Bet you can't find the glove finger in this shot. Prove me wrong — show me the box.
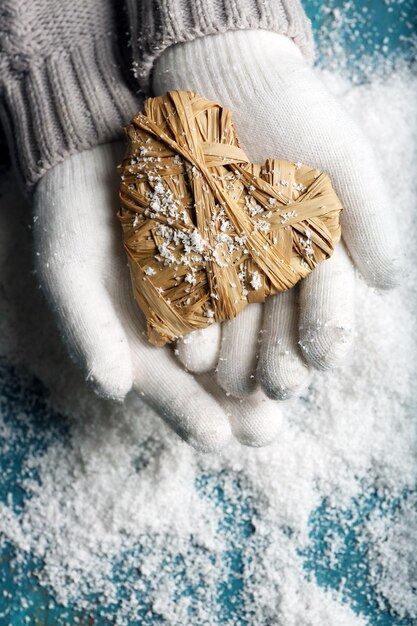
[118,284,232,453]
[134,346,232,453]
[216,303,263,398]
[33,145,133,401]
[199,373,283,447]
[320,124,400,290]
[298,244,355,370]
[33,257,133,400]
[267,68,400,289]
[175,324,221,373]
[258,289,311,401]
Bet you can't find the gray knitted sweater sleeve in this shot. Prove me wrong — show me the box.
[0,0,141,189]
[128,0,314,93]
[0,0,313,190]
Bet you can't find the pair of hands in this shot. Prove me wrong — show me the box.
[32,32,399,451]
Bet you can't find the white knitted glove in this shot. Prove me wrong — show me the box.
[33,142,283,451]
[153,30,400,399]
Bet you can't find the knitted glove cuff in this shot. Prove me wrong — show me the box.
[128,0,314,92]
[0,36,139,190]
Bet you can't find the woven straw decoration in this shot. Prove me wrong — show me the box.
[118,91,343,347]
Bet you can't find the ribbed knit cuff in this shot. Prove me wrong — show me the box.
[0,37,140,190]
[128,0,314,92]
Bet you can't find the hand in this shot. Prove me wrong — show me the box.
[33,142,284,451]
[153,30,400,399]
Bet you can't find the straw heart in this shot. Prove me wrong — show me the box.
[118,91,343,347]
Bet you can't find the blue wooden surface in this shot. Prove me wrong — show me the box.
[1,1,416,624]
[305,0,416,80]
[1,362,416,626]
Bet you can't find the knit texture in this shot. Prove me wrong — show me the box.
[0,0,313,189]
[34,142,284,449]
[0,0,140,189]
[128,0,314,92]
[151,29,400,398]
